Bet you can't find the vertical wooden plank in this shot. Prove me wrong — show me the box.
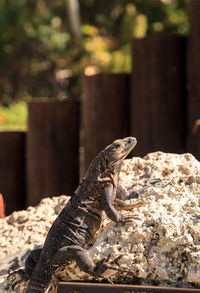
[130,35,186,157]
[26,99,79,207]
[0,131,26,215]
[187,0,200,160]
[81,73,130,170]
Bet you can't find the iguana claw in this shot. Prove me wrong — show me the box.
[7,269,28,290]
[94,254,133,279]
[118,215,141,224]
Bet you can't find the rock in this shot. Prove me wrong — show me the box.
[89,152,200,287]
[0,196,69,292]
[1,152,200,291]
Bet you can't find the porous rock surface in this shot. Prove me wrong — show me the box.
[0,196,69,292]
[1,152,200,291]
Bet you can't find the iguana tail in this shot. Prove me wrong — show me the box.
[26,257,55,293]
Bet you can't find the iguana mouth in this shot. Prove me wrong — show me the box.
[122,137,137,156]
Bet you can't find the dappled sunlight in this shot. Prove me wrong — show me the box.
[84,65,100,76]
[0,0,189,107]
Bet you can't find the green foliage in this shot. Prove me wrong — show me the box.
[0,0,189,106]
[78,0,189,75]
[0,101,27,130]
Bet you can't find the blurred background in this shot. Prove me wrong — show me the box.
[0,0,189,115]
[1,0,200,216]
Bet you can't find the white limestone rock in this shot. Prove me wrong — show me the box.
[1,152,200,291]
[0,196,69,292]
[58,152,200,289]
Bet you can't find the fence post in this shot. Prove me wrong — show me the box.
[187,0,200,160]
[81,73,130,170]
[0,131,26,215]
[130,35,186,157]
[26,99,79,207]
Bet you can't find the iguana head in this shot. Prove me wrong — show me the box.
[102,136,137,168]
[87,137,137,177]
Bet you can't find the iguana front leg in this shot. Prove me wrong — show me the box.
[114,198,145,211]
[101,183,135,223]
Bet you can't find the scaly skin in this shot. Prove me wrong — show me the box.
[11,137,138,292]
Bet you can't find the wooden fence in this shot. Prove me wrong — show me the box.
[26,100,80,207]
[187,0,200,159]
[0,132,26,215]
[0,0,200,215]
[81,73,130,169]
[130,35,186,157]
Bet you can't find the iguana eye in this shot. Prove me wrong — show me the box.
[114,143,121,148]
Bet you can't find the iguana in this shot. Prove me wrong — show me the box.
[10,137,142,292]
